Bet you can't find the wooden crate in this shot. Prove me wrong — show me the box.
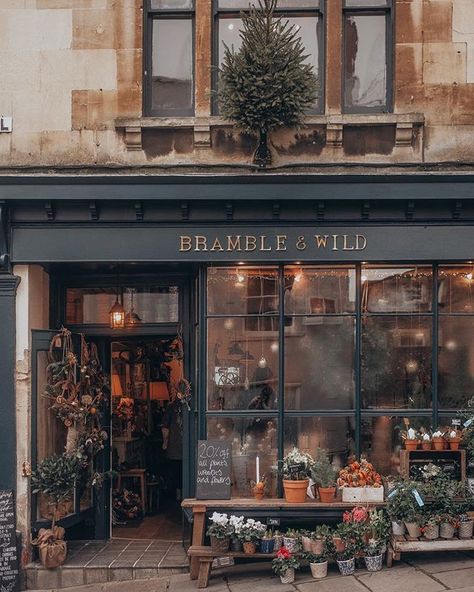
[387,533,474,567]
[399,449,466,481]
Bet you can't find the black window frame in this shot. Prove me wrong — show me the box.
[144,0,196,117]
[342,0,393,114]
[212,0,326,115]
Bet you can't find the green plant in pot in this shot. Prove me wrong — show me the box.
[335,542,356,576]
[31,453,80,568]
[281,448,314,503]
[229,514,245,551]
[311,448,338,503]
[260,530,276,554]
[386,480,420,536]
[363,538,386,572]
[207,512,231,552]
[238,518,266,554]
[282,528,300,553]
[303,550,328,579]
[272,547,300,584]
[310,524,331,555]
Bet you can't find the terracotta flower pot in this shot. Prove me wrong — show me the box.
[432,437,445,451]
[279,568,295,584]
[333,536,346,553]
[405,522,421,538]
[253,490,265,500]
[210,536,230,553]
[449,437,461,450]
[392,521,406,536]
[310,560,328,579]
[243,541,257,554]
[421,440,432,450]
[318,486,336,503]
[309,538,325,555]
[404,439,419,451]
[283,479,309,503]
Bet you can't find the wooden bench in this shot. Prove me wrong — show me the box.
[387,534,474,567]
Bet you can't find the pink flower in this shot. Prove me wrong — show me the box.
[277,547,291,559]
[352,507,368,523]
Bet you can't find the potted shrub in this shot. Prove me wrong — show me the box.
[386,481,420,536]
[206,512,231,552]
[366,508,390,543]
[420,430,432,451]
[283,528,300,553]
[282,448,313,503]
[310,525,331,555]
[272,547,300,584]
[421,512,440,540]
[459,513,474,539]
[229,514,245,551]
[448,428,462,450]
[260,530,276,554]
[432,429,446,451]
[439,513,459,539]
[303,551,328,579]
[238,518,266,554]
[363,539,386,572]
[30,453,80,568]
[332,522,349,553]
[311,448,338,502]
[335,544,356,576]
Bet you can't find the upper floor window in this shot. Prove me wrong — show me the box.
[214,0,324,114]
[145,0,194,116]
[343,0,392,113]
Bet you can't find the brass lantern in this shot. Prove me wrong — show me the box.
[109,294,125,329]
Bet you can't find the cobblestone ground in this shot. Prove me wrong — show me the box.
[28,551,474,592]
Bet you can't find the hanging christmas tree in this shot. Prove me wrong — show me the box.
[217,0,318,167]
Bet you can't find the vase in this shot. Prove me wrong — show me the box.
[273,535,283,551]
[230,538,243,552]
[449,438,461,450]
[210,536,230,553]
[405,522,421,538]
[364,554,383,572]
[333,536,346,553]
[310,560,328,579]
[459,520,474,539]
[260,538,275,554]
[243,541,257,554]
[279,568,295,584]
[337,557,355,576]
[318,486,336,503]
[301,536,312,552]
[283,479,309,503]
[421,441,432,450]
[432,437,445,451]
[404,439,419,451]
[309,538,325,555]
[391,521,406,536]
[440,522,455,539]
[423,524,439,540]
[283,536,298,553]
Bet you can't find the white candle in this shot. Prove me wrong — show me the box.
[256,455,260,484]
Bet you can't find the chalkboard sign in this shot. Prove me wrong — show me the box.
[196,440,232,500]
[0,490,19,592]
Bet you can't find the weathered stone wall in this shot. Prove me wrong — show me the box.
[0,0,473,167]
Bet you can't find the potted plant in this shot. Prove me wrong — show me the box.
[283,528,300,553]
[448,428,462,450]
[310,525,331,555]
[335,544,356,576]
[299,528,312,552]
[273,530,283,551]
[401,425,420,450]
[363,539,386,572]
[459,513,474,539]
[366,508,390,542]
[206,512,231,552]
[432,429,446,451]
[238,518,266,554]
[30,453,80,568]
[420,430,432,451]
[282,448,313,503]
[303,551,328,579]
[251,476,266,500]
[311,448,338,502]
[272,547,300,584]
[260,530,276,554]
[229,514,245,551]
[332,522,349,553]
[386,481,419,536]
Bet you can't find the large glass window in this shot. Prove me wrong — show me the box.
[343,0,392,112]
[145,1,194,116]
[214,0,323,113]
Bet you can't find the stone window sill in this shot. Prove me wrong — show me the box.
[115,113,425,151]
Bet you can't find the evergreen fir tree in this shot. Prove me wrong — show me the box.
[217,0,319,167]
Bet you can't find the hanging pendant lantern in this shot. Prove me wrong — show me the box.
[110,295,125,329]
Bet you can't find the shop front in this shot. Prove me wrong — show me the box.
[2,174,474,561]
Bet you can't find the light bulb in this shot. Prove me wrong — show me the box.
[258,356,267,369]
[224,318,234,330]
[466,273,473,281]
[406,359,418,373]
[270,342,279,353]
[445,339,457,351]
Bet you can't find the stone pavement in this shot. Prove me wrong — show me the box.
[27,551,474,592]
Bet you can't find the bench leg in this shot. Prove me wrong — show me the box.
[197,558,213,589]
[190,507,206,580]
[386,546,393,568]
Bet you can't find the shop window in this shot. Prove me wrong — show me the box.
[207,416,278,497]
[343,0,392,113]
[214,0,323,113]
[66,286,179,325]
[438,265,474,313]
[145,1,194,116]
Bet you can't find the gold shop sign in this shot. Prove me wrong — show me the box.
[179,233,367,253]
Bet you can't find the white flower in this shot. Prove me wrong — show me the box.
[423,433,431,441]
[433,430,444,437]
[210,512,229,526]
[407,428,417,439]
[450,430,457,438]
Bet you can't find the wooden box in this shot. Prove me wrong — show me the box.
[341,487,384,503]
[399,449,466,481]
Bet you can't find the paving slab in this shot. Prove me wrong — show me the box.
[356,566,446,592]
[405,551,474,574]
[297,575,367,592]
[435,567,474,590]
[168,573,229,592]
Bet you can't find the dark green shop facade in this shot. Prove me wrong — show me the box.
[2,173,474,540]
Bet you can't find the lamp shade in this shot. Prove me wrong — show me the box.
[109,296,125,328]
[150,381,170,401]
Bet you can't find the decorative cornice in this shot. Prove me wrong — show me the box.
[0,274,20,296]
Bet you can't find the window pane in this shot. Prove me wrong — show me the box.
[361,416,431,476]
[344,14,386,109]
[345,0,387,6]
[285,266,356,314]
[152,19,193,114]
[218,0,319,7]
[207,317,279,410]
[66,287,179,324]
[439,266,474,313]
[284,416,355,467]
[207,267,279,316]
[361,316,432,409]
[285,316,355,409]
[151,0,193,7]
[362,266,432,313]
[439,317,474,409]
[207,416,278,497]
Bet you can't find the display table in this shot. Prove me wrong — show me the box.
[388,533,474,566]
[182,497,386,585]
